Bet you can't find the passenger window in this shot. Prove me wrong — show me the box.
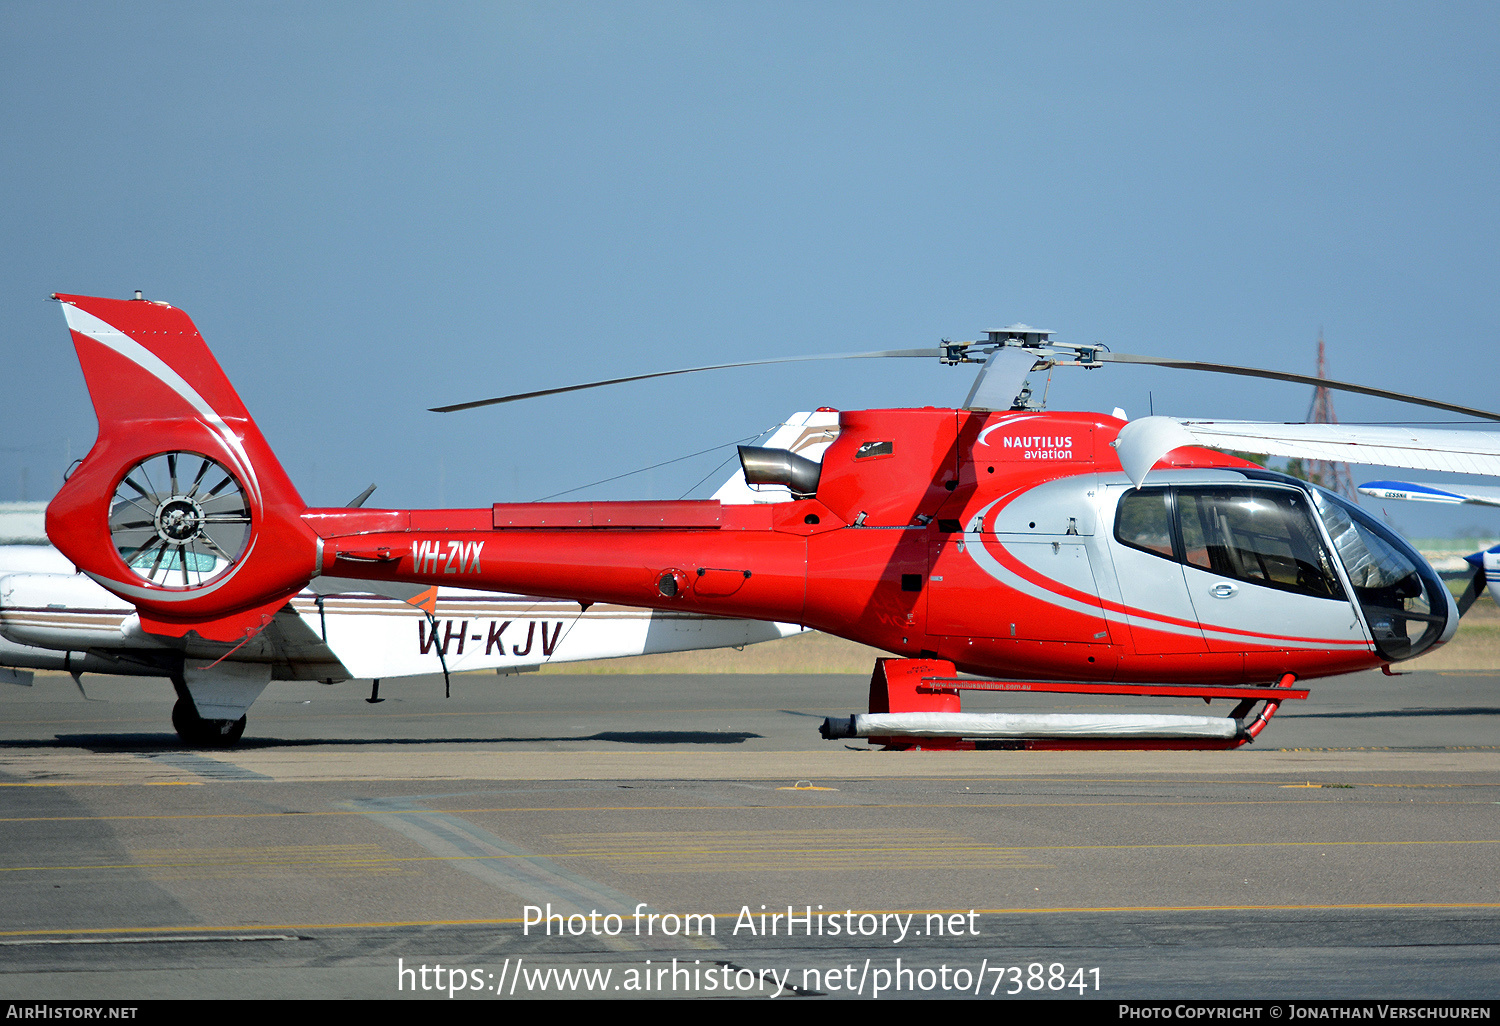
[1176,489,1344,600]
[1115,490,1175,559]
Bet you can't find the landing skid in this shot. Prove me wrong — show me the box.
[820,658,1303,751]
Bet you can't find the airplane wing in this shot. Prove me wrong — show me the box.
[1113,418,1500,488]
[1356,480,1500,508]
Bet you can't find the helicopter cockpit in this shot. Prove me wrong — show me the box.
[1111,471,1456,662]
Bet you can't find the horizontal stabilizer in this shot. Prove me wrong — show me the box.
[138,593,296,643]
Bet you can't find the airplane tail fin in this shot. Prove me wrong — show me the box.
[46,293,319,641]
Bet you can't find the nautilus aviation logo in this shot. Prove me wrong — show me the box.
[976,419,1084,461]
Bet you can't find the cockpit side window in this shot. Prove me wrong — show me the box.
[1176,489,1344,600]
[1115,489,1176,559]
[1113,485,1345,601]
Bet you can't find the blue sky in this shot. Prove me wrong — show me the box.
[4,2,1498,539]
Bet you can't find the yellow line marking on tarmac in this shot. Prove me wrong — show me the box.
[779,777,1500,789]
[3,771,1493,791]
[0,782,201,787]
[0,856,474,873]
[0,919,525,938]
[858,775,1500,785]
[1273,746,1500,753]
[0,798,1490,824]
[4,837,1498,874]
[0,798,1491,824]
[7,902,1500,940]
[540,837,1500,859]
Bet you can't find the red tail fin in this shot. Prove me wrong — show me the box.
[46,293,318,641]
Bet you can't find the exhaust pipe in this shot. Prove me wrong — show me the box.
[737,446,821,499]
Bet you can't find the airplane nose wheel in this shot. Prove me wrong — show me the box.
[171,697,247,748]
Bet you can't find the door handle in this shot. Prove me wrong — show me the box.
[1209,582,1238,599]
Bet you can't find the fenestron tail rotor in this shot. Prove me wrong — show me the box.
[108,452,252,588]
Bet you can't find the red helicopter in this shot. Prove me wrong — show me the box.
[43,292,1500,748]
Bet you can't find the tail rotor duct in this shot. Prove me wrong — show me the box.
[109,452,252,589]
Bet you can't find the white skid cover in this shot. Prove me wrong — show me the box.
[852,711,1241,740]
[1115,418,1500,487]
[712,411,841,504]
[295,587,801,679]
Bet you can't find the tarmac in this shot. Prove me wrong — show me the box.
[0,666,1497,1000]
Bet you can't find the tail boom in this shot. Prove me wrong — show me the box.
[305,501,816,626]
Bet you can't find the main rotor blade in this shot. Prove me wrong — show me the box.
[1100,352,1500,423]
[430,349,942,413]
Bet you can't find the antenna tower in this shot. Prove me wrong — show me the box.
[1305,331,1358,501]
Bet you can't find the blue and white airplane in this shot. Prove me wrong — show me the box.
[1356,479,1500,613]
[1357,480,1500,509]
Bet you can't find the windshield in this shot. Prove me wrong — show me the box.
[1311,489,1451,660]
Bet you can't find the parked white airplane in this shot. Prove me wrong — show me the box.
[0,414,839,745]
